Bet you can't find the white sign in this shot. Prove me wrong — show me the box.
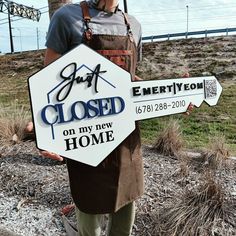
[28,44,222,166]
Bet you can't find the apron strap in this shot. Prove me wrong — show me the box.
[80,1,134,41]
[122,12,134,42]
[80,1,93,40]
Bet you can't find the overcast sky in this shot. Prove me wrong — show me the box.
[0,0,236,53]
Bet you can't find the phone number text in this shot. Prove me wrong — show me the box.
[135,100,186,114]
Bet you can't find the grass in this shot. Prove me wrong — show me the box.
[0,75,30,107]
[0,102,31,145]
[156,178,235,236]
[152,119,184,156]
[200,136,231,172]
[153,136,234,236]
[0,74,236,155]
[0,54,235,155]
[140,81,236,155]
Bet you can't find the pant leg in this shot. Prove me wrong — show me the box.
[75,207,103,236]
[107,202,136,236]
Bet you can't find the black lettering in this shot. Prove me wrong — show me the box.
[57,63,106,102]
[176,83,183,91]
[166,85,173,92]
[159,86,166,93]
[106,122,113,129]
[143,87,151,95]
[173,83,177,94]
[63,129,75,136]
[132,86,141,96]
[79,127,88,133]
[152,86,159,94]
[79,135,90,147]
[86,64,106,93]
[190,83,197,90]
[96,124,102,130]
[197,83,203,89]
[184,84,190,90]
[91,132,105,145]
[106,130,114,142]
[65,137,78,151]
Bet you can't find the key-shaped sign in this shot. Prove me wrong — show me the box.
[28,44,222,166]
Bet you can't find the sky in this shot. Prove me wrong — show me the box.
[0,0,236,53]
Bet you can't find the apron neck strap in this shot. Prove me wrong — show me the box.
[80,1,134,41]
[80,1,93,40]
[122,12,134,42]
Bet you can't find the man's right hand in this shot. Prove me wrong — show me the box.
[40,150,64,162]
[26,122,64,161]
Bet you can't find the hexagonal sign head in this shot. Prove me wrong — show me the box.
[28,44,135,167]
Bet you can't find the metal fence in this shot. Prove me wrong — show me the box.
[142,27,236,42]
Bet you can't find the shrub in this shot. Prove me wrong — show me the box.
[200,136,230,171]
[153,119,184,156]
[155,178,235,236]
[0,103,31,145]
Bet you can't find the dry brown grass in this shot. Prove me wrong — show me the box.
[0,103,31,145]
[152,135,234,236]
[200,136,231,171]
[178,153,191,179]
[153,119,184,156]
[155,178,235,236]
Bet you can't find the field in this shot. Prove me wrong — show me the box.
[0,36,236,154]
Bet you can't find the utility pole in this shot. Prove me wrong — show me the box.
[36,27,39,50]
[123,0,128,13]
[186,5,189,38]
[16,28,22,52]
[7,6,14,53]
[0,0,41,53]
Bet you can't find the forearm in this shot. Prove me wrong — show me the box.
[44,48,62,66]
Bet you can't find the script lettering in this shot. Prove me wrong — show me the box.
[56,63,107,102]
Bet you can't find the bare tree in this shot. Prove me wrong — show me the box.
[48,0,72,19]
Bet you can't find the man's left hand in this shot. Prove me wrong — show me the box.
[183,72,195,116]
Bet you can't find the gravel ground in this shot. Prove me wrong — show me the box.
[0,142,235,236]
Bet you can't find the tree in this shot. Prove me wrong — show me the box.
[48,0,72,19]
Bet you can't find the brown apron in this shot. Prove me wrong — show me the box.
[66,1,144,214]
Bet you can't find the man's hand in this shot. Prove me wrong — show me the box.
[25,121,64,161]
[185,102,195,116]
[40,151,64,161]
[25,121,34,133]
[183,72,195,116]
[134,75,142,81]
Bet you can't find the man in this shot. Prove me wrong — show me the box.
[40,0,144,235]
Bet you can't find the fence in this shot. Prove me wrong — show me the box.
[142,27,236,42]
